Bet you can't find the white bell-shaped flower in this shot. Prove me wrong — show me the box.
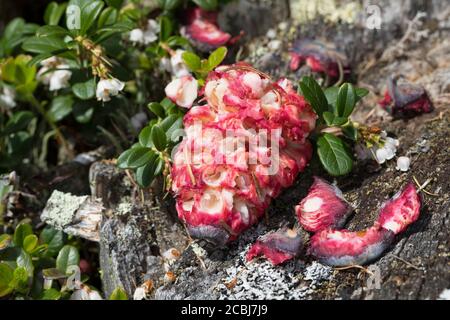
[96,78,125,102]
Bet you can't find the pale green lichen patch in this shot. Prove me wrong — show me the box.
[41,190,89,229]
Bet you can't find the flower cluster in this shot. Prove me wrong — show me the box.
[355,130,400,164]
[171,63,316,243]
[129,19,160,45]
[37,57,72,92]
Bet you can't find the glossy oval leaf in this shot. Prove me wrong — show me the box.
[56,245,80,274]
[127,147,155,168]
[150,125,167,151]
[23,234,38,253]
[72,79,96,100]
[13,223,33,248]
[208,46,227,70]
[317,133,353,176]
[336,83,356,118]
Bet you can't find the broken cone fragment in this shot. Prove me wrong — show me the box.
[246,228,303,265]
[309,225,395,266]
[295,177,353,232]
[376,183,421,235]
[309,183,421,266]
[181,8,232,51]
[289,39,350,80]
[379,78,433,119]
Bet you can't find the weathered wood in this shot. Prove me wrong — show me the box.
[40,191,103,242]
[89,161,188,298]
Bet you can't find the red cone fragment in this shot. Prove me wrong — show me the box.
[295,177,353,232]
[181,8,232,51]
[246,228,303,265]
[310,183,421,266]
[309,225,394,266]
[379,78,433,118]
[289,39,350,79]
[376,183,421,235]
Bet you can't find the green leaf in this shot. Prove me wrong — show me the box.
[317,133,353,176]
[22,36,68,54]
[11,267,28,291]
[135,156,162,188]
[13,223,33,248]
[332,117,348,126]
[56,245,80,275]
[182,51,201,71]
[23,235,38,253]
[342,125,358,141]
[48,95,74,122]
[160,97,176,111]
[42,268,67,280]
[73,100,94,123]
[151,125,167,151]
[36,25,70,38]
[105,0,124,9]
[157,0,182,11]
[3,18,25,40]
[40,226,65,257]
[0,234,12,251]
[80,1,105,35]
[161,115,183,142]
[208,46,227,70]
[159,16,173,42]
[166,36,190,48]
[17,249,34,277]
[192,0,218,11]
[324,86,339,108]
[98,7,118,28]
[148,102,165,118]
[127,147,155,168]
[0,263,14,298]
[41,288,62,300]
[27,53,55,67]
[138,125,153,148]
[3,111,34,136]
[336,83,356,118]
[117,149,133,169]
[44,2,68,26]
[72,79,96,100]
[355,87,369,102]
[109,287,128,300]
[323,111,335,126]
[299,76,328,118]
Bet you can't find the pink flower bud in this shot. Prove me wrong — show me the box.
[165,75,198,109]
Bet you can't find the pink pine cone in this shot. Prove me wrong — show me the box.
[171,63,316,243]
